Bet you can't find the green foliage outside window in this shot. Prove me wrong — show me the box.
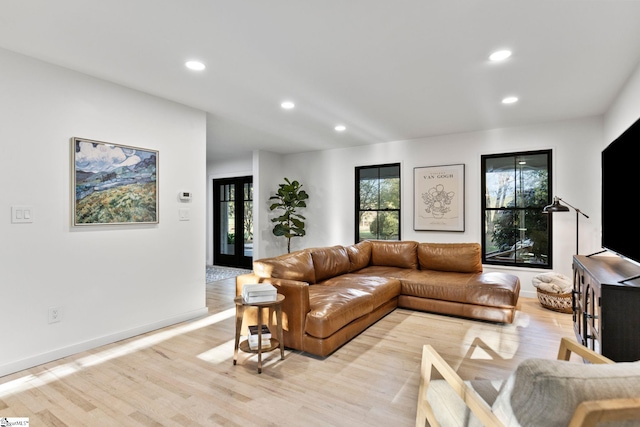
[369,212,400,240]
[356,164,400,242]
[482,151,551,268]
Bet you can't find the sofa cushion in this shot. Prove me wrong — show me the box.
[253,250,316,283]
[310,246,351,282]
[466,272,520,308]
[352,265,415,279]
[418,243,482,273]
[306,286,373,339]
[319,274,401,310]
[345,241,372,272]
[370,240,419,269]
[400,270,519,308]
[492,358,640,427]
[400,270,472,304]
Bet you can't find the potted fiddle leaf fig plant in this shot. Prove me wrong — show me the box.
[269,178,309,253]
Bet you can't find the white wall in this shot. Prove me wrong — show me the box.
[605,59,640,142]
[0,48,207,376]
[254,150,285,259]
[260,117,604,297]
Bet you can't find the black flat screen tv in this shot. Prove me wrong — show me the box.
[602,115,640,264]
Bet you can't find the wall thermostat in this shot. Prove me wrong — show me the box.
[179,191,192,201]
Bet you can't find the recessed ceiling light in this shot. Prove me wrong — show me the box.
[334,125,346,132]
[281,101,295,110]
[489,50,512,61]
[185,61,205,71]
[502,96,519,104]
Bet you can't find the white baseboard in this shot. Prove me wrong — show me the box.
[0,307,209,378]
[520,290,536,299]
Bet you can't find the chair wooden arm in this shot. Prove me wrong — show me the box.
[555,338,640,425]
[557,337,614,364]
[416,338,639,427]
[416,344,504,427]
[568,397,640,427]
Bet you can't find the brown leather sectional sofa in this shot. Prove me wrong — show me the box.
[236,240,520,357]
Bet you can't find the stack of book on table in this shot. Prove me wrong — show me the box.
[247,324,271,350]
[242,283,277,303]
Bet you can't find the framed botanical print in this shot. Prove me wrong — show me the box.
[414,164,464,231]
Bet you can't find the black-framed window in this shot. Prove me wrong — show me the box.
[481,150,552,268]
[355,163,401,242]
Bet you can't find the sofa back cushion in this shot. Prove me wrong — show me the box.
[345,241,372,272]
[253,250,316,283]
[492,358,640,427]
[418,243,482,273]
[310,246,351,282]
[370,240,419,269]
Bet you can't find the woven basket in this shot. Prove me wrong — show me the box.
[536,288,572,313]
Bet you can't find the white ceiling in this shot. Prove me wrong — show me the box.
[2,1,640,162]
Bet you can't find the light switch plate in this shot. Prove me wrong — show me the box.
[179,208,190,221]
[12,205,34,223]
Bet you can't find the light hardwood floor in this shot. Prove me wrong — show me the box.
[0,278,574,426]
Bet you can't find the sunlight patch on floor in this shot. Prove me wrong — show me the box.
[0,308,235,398]
[79,308,235,368]
[197,339,235,363]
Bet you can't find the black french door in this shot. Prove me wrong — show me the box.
[213,176,253,269]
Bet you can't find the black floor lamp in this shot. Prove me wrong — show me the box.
[543,197,589,255]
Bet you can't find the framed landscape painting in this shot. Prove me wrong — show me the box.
[72,137,159,226]
[414,164,464,231]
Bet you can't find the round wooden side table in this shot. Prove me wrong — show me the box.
[233,293,285,373]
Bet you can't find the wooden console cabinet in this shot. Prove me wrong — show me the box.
[573,254,640,362]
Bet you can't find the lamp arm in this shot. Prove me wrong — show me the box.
[557,198,589,218]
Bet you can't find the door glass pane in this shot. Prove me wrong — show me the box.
[219,184,235,256]
[243,182,253,258]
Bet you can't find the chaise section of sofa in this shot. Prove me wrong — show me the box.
[399,243,519,324]
[236,240,520,357]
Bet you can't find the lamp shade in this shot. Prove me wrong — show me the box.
[543,197,570,213]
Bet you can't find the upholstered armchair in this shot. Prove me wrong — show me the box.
[416,337,640,427]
